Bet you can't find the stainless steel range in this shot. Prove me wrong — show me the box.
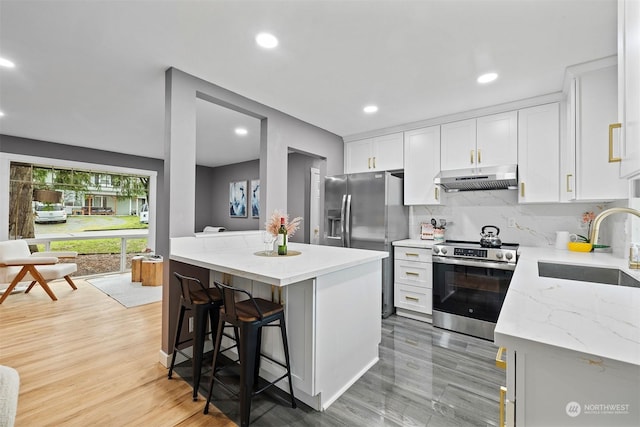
[432,240,518,340]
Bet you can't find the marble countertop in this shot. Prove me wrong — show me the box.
[495,246,640,366]
[171,233,387,287]
[392,239,435,248]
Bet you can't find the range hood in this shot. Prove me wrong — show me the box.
[434,165,518,192]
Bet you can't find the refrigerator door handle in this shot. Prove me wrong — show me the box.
[340,194,347,247]
[345,194,352,248]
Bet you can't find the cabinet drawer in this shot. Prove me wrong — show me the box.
[394,260,432,288]
[394,246,432,262]
[394,283,432,314]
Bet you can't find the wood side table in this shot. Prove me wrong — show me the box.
[141,258,163,286]
[131,256,144,282]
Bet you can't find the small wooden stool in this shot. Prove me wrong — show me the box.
[141,257,163,286]
[131,256,144,282]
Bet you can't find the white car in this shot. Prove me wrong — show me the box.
[34,203,67,224]
[139,204,149,224]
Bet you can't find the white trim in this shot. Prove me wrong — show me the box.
[342,92,564,142]
[0,153,157,249]
[0,153,158,177]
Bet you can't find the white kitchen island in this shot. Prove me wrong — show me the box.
[495,247,640,427]
[170,231,387,411]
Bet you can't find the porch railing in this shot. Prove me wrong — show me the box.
[24,230,148,276]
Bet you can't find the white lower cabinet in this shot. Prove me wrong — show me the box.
[500,345,639,427]
[394,245,432,322]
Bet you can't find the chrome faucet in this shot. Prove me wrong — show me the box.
[589,207,640,248]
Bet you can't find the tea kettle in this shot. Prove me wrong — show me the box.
[480,225,502,248]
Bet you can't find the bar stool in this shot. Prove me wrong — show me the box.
[203,281,296,427]
[168,272,223,401]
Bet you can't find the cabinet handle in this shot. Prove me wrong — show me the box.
[477,149,482,164]
[520,182,525,197]
[368,157,371,169]
[435,187,439,200]
[405,296,419,302]
[499,386,507,427]
[373,156,376,168]
[405,253,419,257]
[470,150,475,164]
[405,271,420,276]
[495,346,507,369]
[609,123,622,163]
[566,174,573,193]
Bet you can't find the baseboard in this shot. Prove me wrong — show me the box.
[158,340,215,368]
[396,308,433,323]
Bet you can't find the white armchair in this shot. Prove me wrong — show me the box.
[0,240,78,304]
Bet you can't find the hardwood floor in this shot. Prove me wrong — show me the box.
[0,279,234,427]
[1,278,505,426]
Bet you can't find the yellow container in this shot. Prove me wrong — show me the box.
[568,242,593,252]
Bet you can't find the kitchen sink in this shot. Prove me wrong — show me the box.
[538,262,640,288]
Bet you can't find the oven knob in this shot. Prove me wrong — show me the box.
[440,248,448,255]
[495,252,503,259]
[433,247,439,255]
[505,252,513,260]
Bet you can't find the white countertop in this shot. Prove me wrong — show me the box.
[392,239,434,248]
[495,246,640,366]
[171,233,387,286]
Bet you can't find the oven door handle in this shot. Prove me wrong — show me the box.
[432,255,516,271]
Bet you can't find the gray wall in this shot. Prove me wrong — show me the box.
[165,68,344,355]
[204,159,260,231]
[194,165,215,232]
[287,152,325,243]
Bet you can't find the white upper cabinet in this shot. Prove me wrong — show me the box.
[563,59,628,201]
[440,118,476,171]
[618,0,640,178]
[518,103,560,203]
[476,111,518,168]
[441,111,517,172]
[344,132,403,174]
[404,126,442,205]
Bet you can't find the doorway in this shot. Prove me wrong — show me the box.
[287,150,326,244]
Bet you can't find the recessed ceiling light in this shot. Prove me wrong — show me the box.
[256,33,278,49]
[0,111,4,117]
[477,72,498,84]
[235,127,248,136]
[363,105,378,114]
[0,57,15,68]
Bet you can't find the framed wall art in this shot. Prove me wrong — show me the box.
[250,179,260,218]
[229,180,247,217]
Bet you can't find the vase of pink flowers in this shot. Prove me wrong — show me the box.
[264,210,303,254]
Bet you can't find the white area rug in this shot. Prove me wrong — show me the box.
[87,273,162,308]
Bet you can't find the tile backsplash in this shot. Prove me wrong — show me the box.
[410,190,627,256]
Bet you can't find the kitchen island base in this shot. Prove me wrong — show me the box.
[170,233,386,412]
[212,261,382,411]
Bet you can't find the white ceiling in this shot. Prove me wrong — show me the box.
[0,0,618,168]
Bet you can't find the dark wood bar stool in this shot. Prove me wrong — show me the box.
[203,281,296,427]
[168,272,223,401]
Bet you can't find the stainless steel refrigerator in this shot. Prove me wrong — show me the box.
[323,171,409,317]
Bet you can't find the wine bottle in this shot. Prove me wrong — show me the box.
[277,217,288,255]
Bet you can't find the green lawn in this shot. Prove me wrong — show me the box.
[35,215,148,254]
[39,238,148,254]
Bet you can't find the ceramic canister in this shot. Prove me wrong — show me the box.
[555,231,571,250]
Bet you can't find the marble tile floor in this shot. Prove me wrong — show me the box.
[174,314,505,426]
